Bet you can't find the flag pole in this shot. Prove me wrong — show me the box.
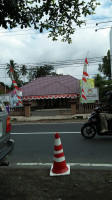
[81,57,89,103]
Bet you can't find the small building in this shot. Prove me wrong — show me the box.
[0,83,11,94]
[21,75,80,109]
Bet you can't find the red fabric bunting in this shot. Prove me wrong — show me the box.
[85,58,88,64]
[82,77,87,82]
[22,94,77,100]
[83,71,89,77]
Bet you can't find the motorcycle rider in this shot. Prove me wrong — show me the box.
[99,91,112,134]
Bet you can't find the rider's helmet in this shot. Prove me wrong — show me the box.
[106,91,112,102]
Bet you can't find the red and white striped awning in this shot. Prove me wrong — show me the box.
[22,94,78,100]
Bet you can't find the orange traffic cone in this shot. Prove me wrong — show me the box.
[50,133,70,176]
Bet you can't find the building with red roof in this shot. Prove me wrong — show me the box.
[12,75,80,109]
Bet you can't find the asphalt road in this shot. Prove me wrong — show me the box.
[9,122,112,169]
[1,122,112,200]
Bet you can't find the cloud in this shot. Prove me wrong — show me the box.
[0,0,112,85]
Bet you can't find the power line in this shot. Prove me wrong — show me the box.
[0,55,111,70]
[0,19,111,37]
[96,20,112,26]
[95,26,111,32]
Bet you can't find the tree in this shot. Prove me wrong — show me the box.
[27,67,35,82]
[31,65,54,79]
[27,65,55,81]
[20,65,28,83]
[98,50,111,80]
[6,60,18,80]
[95,74,112,102]
[0,0,100,43]
[6,60,23,88]
[94,50,112,102]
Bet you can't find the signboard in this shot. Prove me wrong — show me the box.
[80,79,96,103]
[80,78,95,89]
[0,95,10,102]
[85,88,99,101]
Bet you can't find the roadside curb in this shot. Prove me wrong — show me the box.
[10,115,88,123]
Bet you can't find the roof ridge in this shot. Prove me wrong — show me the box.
[56,79,75,93]
[36,76,77,93]
[9,75,79,96]
[21,75,70,89]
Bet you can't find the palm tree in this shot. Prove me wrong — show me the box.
[20,65,28,83]
[6,59,21,88]
[33,65,54,79]
[27,67,35,82]
[6,59,19,80]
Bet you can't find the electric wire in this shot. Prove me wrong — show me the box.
[0,55,111,69]
[0,18,111,37]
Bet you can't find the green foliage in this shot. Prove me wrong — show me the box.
[95,74,112,102]
[6,60,23,88]
[26,65,61,81]
[6,60,19,79]
[98,50,111,80]
[31,65,54,79]
[94,50,112,102]
[20,65,28,76]
[20,65,28,83]
[0,0,100,43]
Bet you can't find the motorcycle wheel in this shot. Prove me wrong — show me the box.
[81,124,96,139]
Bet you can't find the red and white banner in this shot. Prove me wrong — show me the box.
[22,94,78,100]
[81,58,89,102]
[10,67,22,106]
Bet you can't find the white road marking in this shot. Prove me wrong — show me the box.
[12,122,83,125]
[11,132,80,135]
[17,162,112,168]
[17,163,52,166]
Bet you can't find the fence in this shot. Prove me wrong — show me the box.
[60,103,97,115]
[9,103,97,116]
[76,103,97,114]
[10,107,25,116]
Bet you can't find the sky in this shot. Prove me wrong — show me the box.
[0,0,112,86]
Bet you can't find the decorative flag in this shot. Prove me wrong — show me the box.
[10,67,23,106]
[81,58,89,102]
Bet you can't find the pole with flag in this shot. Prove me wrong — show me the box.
[81,58,89,102]
[10,67,23,106]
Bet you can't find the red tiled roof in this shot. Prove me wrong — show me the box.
[21,75,79,97]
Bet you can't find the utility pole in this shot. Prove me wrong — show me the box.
[110,27,112,80]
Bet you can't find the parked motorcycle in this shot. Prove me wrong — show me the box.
[81,106,112,139]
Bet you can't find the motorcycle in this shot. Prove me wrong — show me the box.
[81,106,112,139]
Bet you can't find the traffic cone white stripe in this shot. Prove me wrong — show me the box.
[50,133,70,176]
[54,138,61,146]
[53,156,65,162]
[54,149,63,154]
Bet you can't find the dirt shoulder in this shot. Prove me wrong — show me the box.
[0,168,112,200]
